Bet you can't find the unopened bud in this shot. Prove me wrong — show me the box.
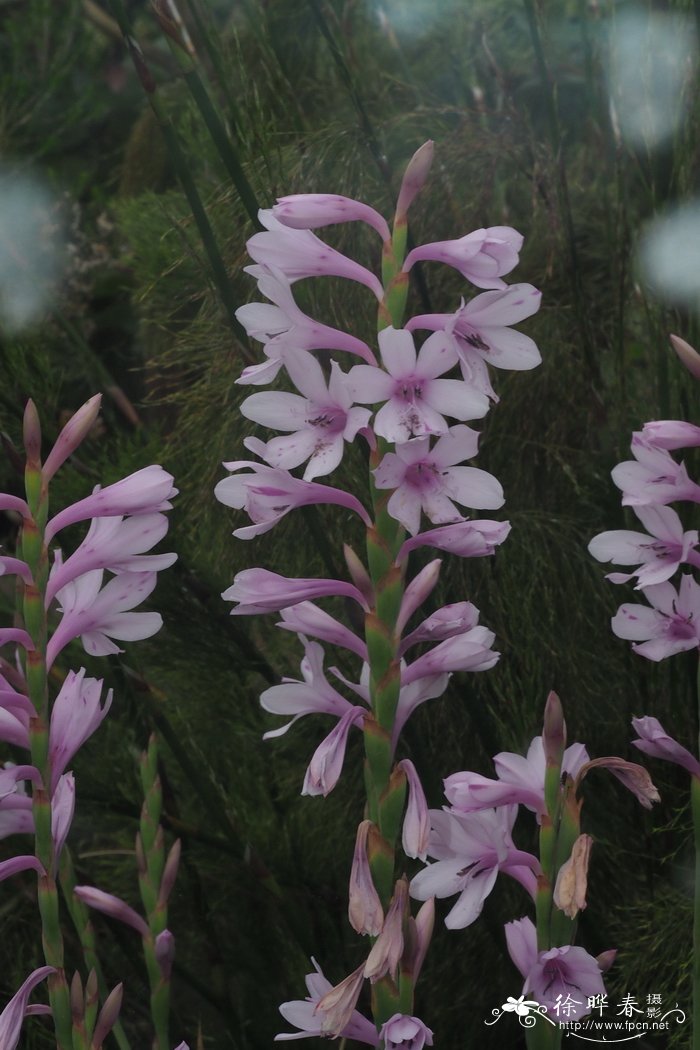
[155,928,176,980]
[85,970,98,1007]
[23,400,42,469]
[543,690,566,766]
[70,971,84,1023]
[670,333,700,381]
[343,544,374,605]
[42,394,101,482]
[158,838,182,907]
[395,141,434,222]
[396,560,441,634]
[135,832,147,877]
[553,833,593,918]
[596,949,617,973]
[90,983,123,1049]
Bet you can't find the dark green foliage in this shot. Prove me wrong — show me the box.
[2,0,700,1046]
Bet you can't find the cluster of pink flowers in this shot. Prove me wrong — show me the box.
[419,694,658,1021]
[589,420,700,660]
[216,142,542,1041]
[0,396,185,1047]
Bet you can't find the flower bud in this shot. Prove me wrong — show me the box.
[543,690,566,767]
[42,394,101,482]
[155,929,176,980]
[90,983,123,1049]
[395,141,434,223]
[23,400,42,470]
[343,544,374,605]
[158,839,182,907]
[70,971,84,1024]
[670,334,700,380]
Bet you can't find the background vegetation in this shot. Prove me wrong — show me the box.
[1,0,700,1045]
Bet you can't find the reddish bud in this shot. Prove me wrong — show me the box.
[396,141,434,222]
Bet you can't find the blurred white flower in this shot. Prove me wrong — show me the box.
[0,169,64,334]
[607,10,696,148]
[638,202,700,307]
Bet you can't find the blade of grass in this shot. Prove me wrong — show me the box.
[107,0,252,356]
[522,0,601,390]
[152,0,264,229]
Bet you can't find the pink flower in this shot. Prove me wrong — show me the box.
[444,735,589,819]
[403,226,523,290]
[611,436,700,507]
[275,959,378,1044]
[348,328,488,442]
[399,601,479,656]
[46,513,176,604]
[505,916,608,1020]
[588,504,699,588]
[632,715,700,778]
[410,806,539,929]
[0,676,33,748]
[239,350,371,479]
[0,557,32,584]
[247,211,384,299]
[236,267,376,385]
[402,619,499,684]
[409,284,542,391]
[45,466,177,543]
[276,603,367,660]
[272,193,390,242]
[222,569,369,615]
[611,575,700,660]
[259,640,361,738]
[301,705,366,797]
[215,452,371,537]
[398,519,510,561]
[373,426,504,536]
[47,570,163,666]
[48,669,112,792]
[0,789,33,838]
[642,419,700,450]
[0,967,54,1050]
[379,1014,434,1050]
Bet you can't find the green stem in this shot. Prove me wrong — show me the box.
[155,12,263,227]
[59,849,133,1050]
[21,468,73,1049]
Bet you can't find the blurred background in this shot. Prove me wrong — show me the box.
[1,0,700,1045]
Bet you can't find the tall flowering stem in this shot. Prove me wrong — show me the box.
[587,362,700,1050]
[219,141,543,1043]
[21,402,73,1048]
[0,394,177,1047]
